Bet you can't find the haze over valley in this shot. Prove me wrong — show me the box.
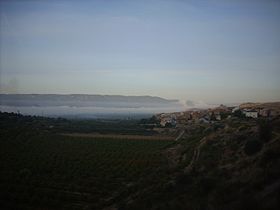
[0,94,186,118]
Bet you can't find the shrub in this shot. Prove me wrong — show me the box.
[260,147,280,167]
[258,120,272,142]
[244,140,263,156]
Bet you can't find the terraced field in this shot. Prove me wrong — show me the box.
[0,130,173,209]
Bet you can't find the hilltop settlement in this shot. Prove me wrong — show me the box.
[155,102,280,128]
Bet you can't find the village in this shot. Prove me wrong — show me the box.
[155,102,280,128]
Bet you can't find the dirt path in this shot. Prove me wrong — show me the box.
[184,137,206,173]
[175,130,185,141]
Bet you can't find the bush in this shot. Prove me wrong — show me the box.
[258,120,272,142]
[244,140,263,156]
[260,147,280,167]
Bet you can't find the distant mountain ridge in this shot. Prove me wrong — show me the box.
[0,94,181,108]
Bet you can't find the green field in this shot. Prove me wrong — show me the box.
[0,129,172,209]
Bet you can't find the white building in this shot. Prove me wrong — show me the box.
[232,107,240,113]
[215,114,222,121]
[243,110,258,118]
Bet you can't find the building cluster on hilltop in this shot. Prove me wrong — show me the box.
[155,103,280,127]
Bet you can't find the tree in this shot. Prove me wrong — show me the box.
[233,110,245,118]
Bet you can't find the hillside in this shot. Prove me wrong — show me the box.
[117,117,280,210]
[0,112,280,209]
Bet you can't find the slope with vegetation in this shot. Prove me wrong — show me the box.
[0,112,280,210]
[117,117,280,210]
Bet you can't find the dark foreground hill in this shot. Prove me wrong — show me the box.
[0,112,280,210]
[120,117,280,210]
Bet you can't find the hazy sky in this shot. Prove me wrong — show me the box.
[1,0,280,104]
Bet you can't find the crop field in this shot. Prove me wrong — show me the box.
[0,129,173,209]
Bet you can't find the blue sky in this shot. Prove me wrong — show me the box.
[0,0,280,103]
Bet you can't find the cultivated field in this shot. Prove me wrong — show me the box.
[0,130,173,209]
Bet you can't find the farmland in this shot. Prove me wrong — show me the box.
[0,123,172,209]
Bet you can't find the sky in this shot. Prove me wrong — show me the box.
[0,0,280,104]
